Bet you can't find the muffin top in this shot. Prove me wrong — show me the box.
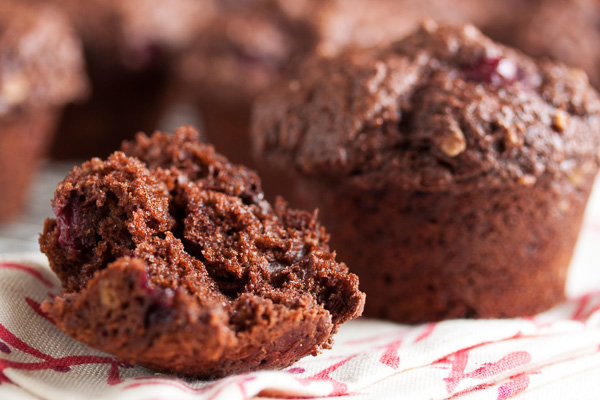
[0,1,88,116]
[40,126,364,377]
[252,23,600,191]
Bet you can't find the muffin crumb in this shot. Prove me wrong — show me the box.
[40,126,364,378]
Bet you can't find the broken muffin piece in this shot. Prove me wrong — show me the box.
[39,125,364,378]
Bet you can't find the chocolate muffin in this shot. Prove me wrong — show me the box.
[39,0,206,159]
[39,126,364,378]
[252,23,600,323]
[0,1,87,221]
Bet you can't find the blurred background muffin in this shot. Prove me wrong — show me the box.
[34,0,208,159]
[175,0,320,166]
[0,1,87,221]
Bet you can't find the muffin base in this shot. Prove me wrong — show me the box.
[298,174,595,323]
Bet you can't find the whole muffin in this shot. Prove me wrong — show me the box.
[36,0,206,159]
[252,23,600,323]
[39,126,364,378]
[0,1,87,221]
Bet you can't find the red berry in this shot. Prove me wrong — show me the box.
[465,57,519,85]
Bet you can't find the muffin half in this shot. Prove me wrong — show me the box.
[40,126,364,378]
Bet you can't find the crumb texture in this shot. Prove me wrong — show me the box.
[40,126,364,378]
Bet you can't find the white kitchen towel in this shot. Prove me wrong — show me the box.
[1,179,599,400]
